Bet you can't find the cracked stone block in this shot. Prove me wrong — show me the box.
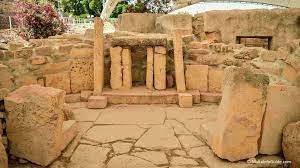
[208,67,224,93]
[178,93,193,108]
[4,85,65,166]
[186,65,208,92]
[211,67,269,161]
[45,71,71,94]
[69,44,93,59]
[65,94,81,103]
[87,96,107,109]
[110,47,123,89]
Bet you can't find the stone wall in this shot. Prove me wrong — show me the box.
[192,9,300,50]
[0,0,15,29]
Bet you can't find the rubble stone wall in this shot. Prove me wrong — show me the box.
[192,9,300,50]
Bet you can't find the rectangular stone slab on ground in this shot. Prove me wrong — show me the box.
[211,67,269,162]
[4,85,65,166]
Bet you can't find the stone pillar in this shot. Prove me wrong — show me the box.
[110,46,123,89]
[93,17,104,95]
[211,67,269,162]
[154,46,166,90]
[173,30,186,92]
[122,48,132,89]
[146,47,154,89]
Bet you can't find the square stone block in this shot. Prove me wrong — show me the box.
[186,65,208,92]
[178,93,193,108]
[208,68,224,93]
[88,96,108,109]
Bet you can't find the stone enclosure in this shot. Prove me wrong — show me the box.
[0,8,299,168]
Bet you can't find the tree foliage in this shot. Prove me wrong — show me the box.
[126,0,172,14]
[14,0,67,40]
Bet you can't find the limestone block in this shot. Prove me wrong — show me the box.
[15,74,38,88]
[70,58,94,93]
[80,90,93,102]
[69,44,93,59]
[65,94,81,103]
[45,71,71,94]
[63,103,74,120]
[0,88,9,101]
[15,48,33,59]
[41,61,71,75]
[260,49,277,62]
[259,85,300,155]
[154,53,166,90]
[173,32,186,92]
[122,48,132,89]
[200,92,222,103]
[87,96,107,109]
[29,56,47,65]
[146,47,154,89]
[0,136,8,168]
[4,85,65,166]
[60,120,78,151]
[155,46,167,54]
[211,67,269,161]
[35,46,53,56]
[8,42,24,51]
[185,65,208,92]
[282,121,300,168]
[208,68,224,93]
[0,64,14,90]
[178,93,193,108]
[58,44,73,55]
[282,64,297,85]
[110,47,123,89]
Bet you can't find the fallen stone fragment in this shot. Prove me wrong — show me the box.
[178,93,193,108]
[87,96,107,109]
[4,85,65,166]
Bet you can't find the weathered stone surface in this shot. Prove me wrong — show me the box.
[70,58,94,93]
[282,121,300,168]
[165,120,191,135]
[69,44,93,59]
[84,125,145,143]
[111,35,167,46]
[122,48,132,89]
[178,135,205,149]
[80,90,93,102]
[234,47,260,60]
[112,142,132,154]
[65,93,81,103]
[0,136,8,168]
[186,65,208,92]
[260,49,277,62]
[154,53,166,90]
[211,67,269,161]
[95,105,165,125]
[8,42,24,51]
[173,31,186,92]
[35,46,53,56]
[29,56,47,65]
[72,108,101,122]
[106,155,159,168]
[110,47,123,89]
[63,103,74,120]
[87,96,107,109]
[69,144,110,168]
[208,68,224,93]
[135,125,181,150]
[282,64,297,85]
[146,47,154,89]
[0,88,9,101]
[0,64,14,90]
[170,156,198,166]
[178,93,193,108]
[45,71,71,94]
[259,85,300,155]
[61,120,77,151]
[131,151,169,165]
[4,85,65,166]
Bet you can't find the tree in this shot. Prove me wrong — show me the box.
[61,0,86,16]
[110,1,129,18]
[88,0,103,17]
[125,0,172,14]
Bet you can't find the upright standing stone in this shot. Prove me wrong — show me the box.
[146,47,154,89]
[259,85,300,154]
[122,48,132,89]
[211,67,269,161]
[282,121,300,168]
[110,47,123,89]
[93,18,104,95]
[173,31,186,92]
[154,48,166,90]
[0,135,8,168]
[4,85,65,166]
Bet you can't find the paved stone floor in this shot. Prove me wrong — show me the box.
[9,103,283,168]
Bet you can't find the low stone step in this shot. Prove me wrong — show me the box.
[200,92,222,103]
[188,49,210,55]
